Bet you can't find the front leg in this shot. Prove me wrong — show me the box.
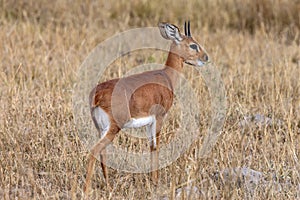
[146,117,163,184]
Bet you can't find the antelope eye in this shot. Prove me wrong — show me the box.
[189,44,198,51]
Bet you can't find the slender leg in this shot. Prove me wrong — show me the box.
[84,153,97,194]
[147,117,163,184]
[100,147,110,188]
[152,129,161,183]
[152,117,164,184]
[150,146,159,184]
[84,127,118,195]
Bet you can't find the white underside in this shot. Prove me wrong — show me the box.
[123,115,157,148]
[93,108,157,148]
[123,115,155,128]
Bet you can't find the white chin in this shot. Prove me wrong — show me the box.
[197,60,204,67]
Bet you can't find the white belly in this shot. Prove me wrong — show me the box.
[123,115,155,128]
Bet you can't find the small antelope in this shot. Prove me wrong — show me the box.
[84,22,209,194]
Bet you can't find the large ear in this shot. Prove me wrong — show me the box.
[158,22,183,44]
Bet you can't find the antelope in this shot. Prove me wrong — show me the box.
[84,21,209,194]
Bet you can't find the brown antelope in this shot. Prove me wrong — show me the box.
[84,21,209,194]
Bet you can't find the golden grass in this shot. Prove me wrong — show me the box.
[0,0,299,199]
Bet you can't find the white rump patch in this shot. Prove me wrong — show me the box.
[93,107,110,138]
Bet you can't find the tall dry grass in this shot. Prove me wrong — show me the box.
[0,0,299,199]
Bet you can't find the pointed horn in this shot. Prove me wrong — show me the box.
[187,20,191,37]
[184,21,187,36]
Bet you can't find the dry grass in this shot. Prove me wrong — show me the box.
[0,0,299,199]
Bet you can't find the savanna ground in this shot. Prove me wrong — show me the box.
[0,0,300,199]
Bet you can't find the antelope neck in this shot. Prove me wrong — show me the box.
[163,51,184,90]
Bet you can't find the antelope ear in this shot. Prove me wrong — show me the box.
[158,22,183,44]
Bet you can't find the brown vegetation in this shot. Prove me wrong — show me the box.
[0,0,299,199]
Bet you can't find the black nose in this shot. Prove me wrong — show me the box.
[203,54,209,62]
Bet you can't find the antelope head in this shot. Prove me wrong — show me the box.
[158,21,209,67]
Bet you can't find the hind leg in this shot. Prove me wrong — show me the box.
[92,107,111,185]
[100,147,110,188]
[84,135,110,195]
[84,126,119,195]
[84,107,118,194]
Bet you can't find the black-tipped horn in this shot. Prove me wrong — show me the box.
[187,21,191,37]
[184,21,187,36]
